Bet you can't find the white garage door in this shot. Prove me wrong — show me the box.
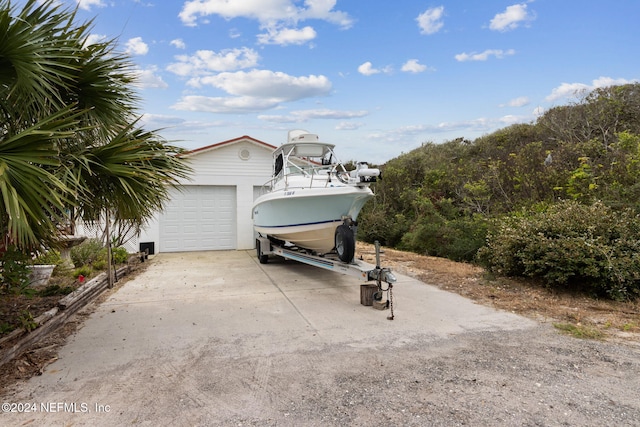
[159,186,237,252]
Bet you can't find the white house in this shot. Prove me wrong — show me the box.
[133,135,276,254]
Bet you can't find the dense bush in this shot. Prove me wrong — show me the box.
[103,246,129,264]
[477,201,640,300]
[70,239,104,267]
[399,212,489,262]
[71,238,130,269]
[0,246,31,292]
[33,249,63,266]
[357,208,410,248]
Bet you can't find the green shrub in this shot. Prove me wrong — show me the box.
[33,249,63,266]
[73,266,92,279]
[113,247,129,264]
[399,212,489,262]
[358,208,410,248]
[32,249,66,276]
[93,246,129,270]
[92,259,107,270]
[70,239,103,267]
[100,246,128,264]
[0,246,31,293]
[477,200,640,300]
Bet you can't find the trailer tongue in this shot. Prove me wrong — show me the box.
[256,237,397,319]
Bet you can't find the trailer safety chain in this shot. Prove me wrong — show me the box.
[386,284,394,320]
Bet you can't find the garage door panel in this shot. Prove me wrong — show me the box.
[159,186,237,252]
[182,225,198,234]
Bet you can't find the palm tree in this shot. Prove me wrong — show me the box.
[0,0,190,258]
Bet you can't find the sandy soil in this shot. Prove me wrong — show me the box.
[357,242,640,344]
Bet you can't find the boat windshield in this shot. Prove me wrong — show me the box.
[275,142,339,178]
[262,131,356,190]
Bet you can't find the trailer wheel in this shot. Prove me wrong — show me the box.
[256,239,269,264]
[335,224,355,263]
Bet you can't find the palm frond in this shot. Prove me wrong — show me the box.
[0,106,80,248]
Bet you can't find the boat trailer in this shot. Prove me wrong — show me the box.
[255,237,397,319]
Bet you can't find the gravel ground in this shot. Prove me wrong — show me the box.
[3,324,639,426]
[210,327,640,427]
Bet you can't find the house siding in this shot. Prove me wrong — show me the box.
[136,137,275,253]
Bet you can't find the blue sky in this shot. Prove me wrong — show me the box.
[40,1,640,163]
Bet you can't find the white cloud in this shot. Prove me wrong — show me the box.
[140,114,231,135]
[257,114,300,124]
[76,0,106,11]
[502,96,530,107]
[170,39,186,49]
[455,49,515,62]
[401,59,428,73]
[179,0,353,29]
[140,114,187,128]
[545,77,636,102]
[417,6,445,35]
[172,95,282,114]
[300,0,352,28]
[125,37,149,56]
[336,121,363,130]
[83,33,107,47]
[357,61,392,76]
[358,62,378,76]
[193,70,332,101]
[257,26,317,45]
[259,109,368,123]
[499,114,524,125]
[489,3,535,32]
[367,114,535,147]
[133,66,168,89]
[167,48,260,76]
[295,109,368,120]
[172,70,332,114]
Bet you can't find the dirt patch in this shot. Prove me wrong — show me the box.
[0,258,149,392]
[357,242,640,343]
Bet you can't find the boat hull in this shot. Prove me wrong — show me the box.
[252,186,372,254]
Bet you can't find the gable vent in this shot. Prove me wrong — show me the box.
[238,148,251,160]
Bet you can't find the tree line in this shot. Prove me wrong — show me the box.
[358,83,640,300]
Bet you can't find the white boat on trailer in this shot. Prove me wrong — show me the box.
[252,130,381,263]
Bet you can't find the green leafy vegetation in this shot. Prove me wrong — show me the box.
[553,323,604,340]
[18,310,37,333]
[0,246,32,293]
[70,239,104,268]
[32,250,63,266]
[1,238,130,335]
[1,0,191,288]
[73,266,93,279]
[477,201,640,300]
[359,83,640,299]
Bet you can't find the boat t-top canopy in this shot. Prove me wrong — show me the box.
[272,130,339,177]
[276,130,335,159]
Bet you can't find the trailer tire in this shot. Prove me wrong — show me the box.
[335,224,355,263]
[256,239,269,264]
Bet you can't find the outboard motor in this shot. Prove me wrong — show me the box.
[351,162,381,183]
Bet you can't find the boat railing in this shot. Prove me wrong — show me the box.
[258,163,353,195]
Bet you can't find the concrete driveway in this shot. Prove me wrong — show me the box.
[4,251,639,426]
